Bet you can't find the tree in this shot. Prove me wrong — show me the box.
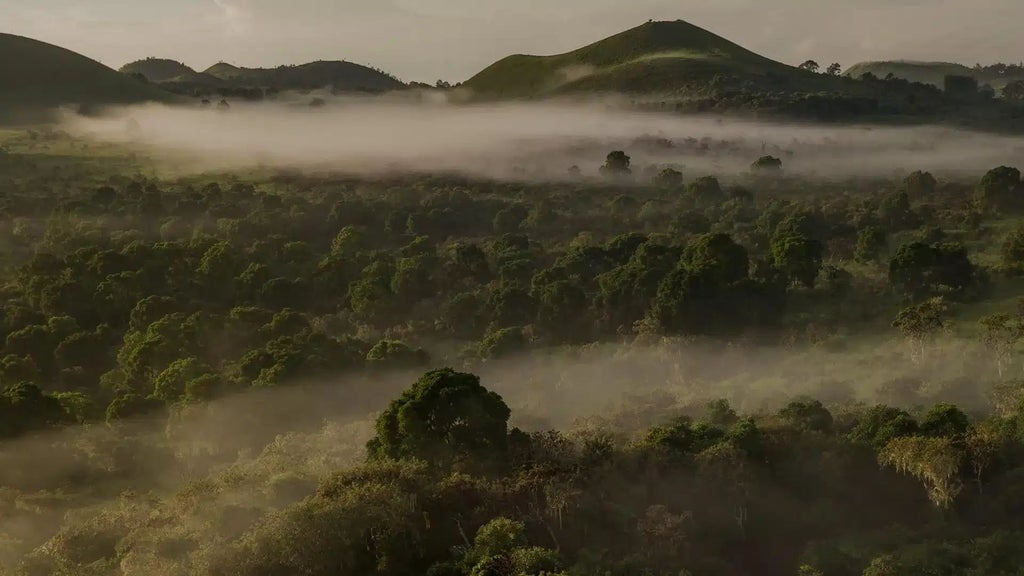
[879,435,964,509]
[600,151,631,177]
[825,62,842,76]
[1002,224,1024,273]
[688,176,725,207]
[653,167,683,188]
[979,309,1024,377]
[855,226,887,264]
[1002,80,1024,101]
[977,166,1022,213]
[366,340,429,370]
[799,60,820,73]
[889,242,980,301]
[367,368,511,464]
[904,170,937,198]
[919,403,970,439]
[944,74,979,99]
[684,232,749,285]
[478,326,528,359]
[778,398,833,432]
[892,297,948,363]
[751,155,782,172]
[848,405,918,449]
[771,232,823,289]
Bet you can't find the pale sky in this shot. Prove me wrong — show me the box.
[2,0,1021,83]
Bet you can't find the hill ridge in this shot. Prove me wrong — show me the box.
[0,33,172,120]
[462,19,799,99]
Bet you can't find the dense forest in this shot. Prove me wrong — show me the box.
[2,126,1024,576]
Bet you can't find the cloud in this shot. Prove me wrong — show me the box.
[212,0,254,36]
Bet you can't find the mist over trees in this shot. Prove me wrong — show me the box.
[5,93,1024,576]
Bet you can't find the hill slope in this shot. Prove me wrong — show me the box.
[463,20,807,99]
[0,34,171,118]
[846,60,1024,90]
[845,61,974,88]
[202,60,404,92]
[120,58,196,83]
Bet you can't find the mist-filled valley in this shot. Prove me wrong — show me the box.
[65,98,1024,182]
[8,8,1024,576]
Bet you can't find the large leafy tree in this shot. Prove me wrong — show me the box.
[367,368,511,464]
[977,166,1022,213]
[771,232,824,289]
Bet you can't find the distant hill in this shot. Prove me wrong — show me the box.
[846,60,1024,90]
[845,61,974,88]
[200,60,404,93]
[120,58,195,83]
[0,33,171,119]
[463,20,810,99]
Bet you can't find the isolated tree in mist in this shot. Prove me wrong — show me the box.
[653,167,683,188]
[825,63,842,76]
[892,296,948,363]
[977,166,1022,213]
[979,302,1024,377]
[367,368,511,463]
[904,170,937,198]
[751,155,782,172]
[799,60,820,73]
[600,151,632,177]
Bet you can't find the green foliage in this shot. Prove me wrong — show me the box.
[367,368,511,463]
[366,340,429,370]
[889,242,982,301]
[771,232,824,289]
[977,166,1022,213]
[778,398,834,432]
[848,405,919,449]
[600,151,631,177]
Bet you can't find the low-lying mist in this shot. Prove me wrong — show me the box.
[0,333,1006,571]
[63,97,1024,182]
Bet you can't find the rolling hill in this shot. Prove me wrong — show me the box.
[201,60,405,92]
[845,61,974,87]
[462,20,812,99]
[0,33,172,118]
[120,58,196,83]
[846,60,1024,91]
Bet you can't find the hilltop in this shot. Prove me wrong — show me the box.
[201,60,405,92]
[462,20,813,99]
[0,33,171,120]
[847,60,1024,90]
[119,58,196,83]
[115,59,406,97]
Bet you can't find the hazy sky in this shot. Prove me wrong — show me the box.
[2,0,1022,82]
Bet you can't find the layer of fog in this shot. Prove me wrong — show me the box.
[62,97,1024,183]
[0,333,1011,570]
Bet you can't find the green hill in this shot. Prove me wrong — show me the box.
[845,61,974,88]
[0,33,172,119]
[119,58,196,83]
[846,61,1024,91]
[463,20,808,99]
[204,62,245,81]
[202,60,404,92]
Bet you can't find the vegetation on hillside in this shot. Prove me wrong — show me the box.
[119,58,196,84]
[0,34,172,122]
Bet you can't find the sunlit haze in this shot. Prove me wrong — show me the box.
[3,0,1023,81]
